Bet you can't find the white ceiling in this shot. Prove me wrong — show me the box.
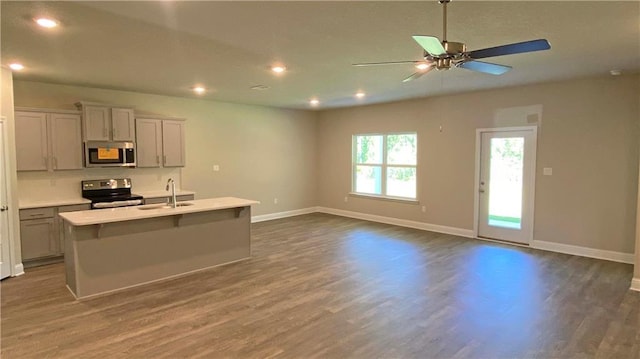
[2,1,639,110]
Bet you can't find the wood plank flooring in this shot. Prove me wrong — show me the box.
[2,213,639,358]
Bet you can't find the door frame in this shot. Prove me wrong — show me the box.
[473,126,537,244]
[0,117,17,277]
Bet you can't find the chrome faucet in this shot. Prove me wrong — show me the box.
[166,178,177,208]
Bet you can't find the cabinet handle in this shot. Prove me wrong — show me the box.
[163,155,167,165]
[29,213,44,217]
[103,128,107,138]
[53,157,58,169]
[113,127,117,138]
[156,155,160,165]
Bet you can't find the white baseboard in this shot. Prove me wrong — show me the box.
[251,207,319,223]
[250,207,636,266]
[316,207,475,238]
[631,278,640,292]
[531,240,635,264]
[13,263,24,277]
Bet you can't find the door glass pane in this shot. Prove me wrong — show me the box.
[355,135,383,164]
[355,165,382,194]
[386,167,416,198]
[488,137,524,229]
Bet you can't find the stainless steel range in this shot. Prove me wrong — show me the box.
[82,178,143,209]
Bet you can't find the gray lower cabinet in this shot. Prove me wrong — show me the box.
[143,194,195,205]
[19,204,90,265]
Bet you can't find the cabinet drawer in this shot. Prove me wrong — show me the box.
[20,207,55,220]
[58,204,91,213]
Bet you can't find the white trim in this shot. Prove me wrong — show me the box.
[317,207,474,238]
[630,278,640,292]
[249,207,636,265]
[251,207,319,223]
[531,240,635,264]
[13,263,24,276]
[473,126,537,244]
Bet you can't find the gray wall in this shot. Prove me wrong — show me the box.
[317,75,639,254]
[13,75,639,256]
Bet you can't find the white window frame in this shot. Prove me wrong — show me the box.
[351,132,418,201]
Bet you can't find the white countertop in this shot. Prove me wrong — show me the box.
[135,190,196,199]
[58,197,259,226]
[19,198,91,209]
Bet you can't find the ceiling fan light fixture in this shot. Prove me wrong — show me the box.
[610,69,621,76]
[309,98,320,106]
[415,63,430,71]
[355,91,366,98]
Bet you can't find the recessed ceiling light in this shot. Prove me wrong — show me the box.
[9,63,24,71]
[35,18,58,28]
[415,63,430,71]
[271,65,286,74]
[610,69,621,76]
[192,86,206,94]
[309,99,320,106]
[355,91,366,98]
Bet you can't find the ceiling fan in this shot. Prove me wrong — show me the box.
[353,0,551,82]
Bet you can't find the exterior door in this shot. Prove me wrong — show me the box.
[1,120,12,279]
[477,128,536,244]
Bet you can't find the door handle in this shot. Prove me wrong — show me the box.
[0,206,8,212]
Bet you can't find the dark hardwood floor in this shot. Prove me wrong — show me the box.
[2,213,639,358]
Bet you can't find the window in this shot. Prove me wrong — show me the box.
[352,133,417,199]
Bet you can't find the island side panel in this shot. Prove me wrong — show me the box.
[63,221,78,296]
[69,206,251,299]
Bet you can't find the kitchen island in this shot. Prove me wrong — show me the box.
[59,197,259,299]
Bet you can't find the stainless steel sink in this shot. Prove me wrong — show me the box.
[137,202,194,210]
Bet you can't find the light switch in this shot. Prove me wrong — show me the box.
[543,167,552,176]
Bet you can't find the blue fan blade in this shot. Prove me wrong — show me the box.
[459,61,512,75]
[468,39,551,59]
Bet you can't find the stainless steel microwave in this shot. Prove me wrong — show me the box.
[85,141,136,168]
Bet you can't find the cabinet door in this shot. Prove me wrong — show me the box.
[83,106,110,141]
[162,120,185,167]
[50,113,83,170]
[112,108,136,141]
[15,111,49,171]
[135,119,162,167]
[20,218,56,260]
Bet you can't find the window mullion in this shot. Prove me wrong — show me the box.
[382,135,387,196]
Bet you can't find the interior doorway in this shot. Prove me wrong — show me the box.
[1,118,13,279]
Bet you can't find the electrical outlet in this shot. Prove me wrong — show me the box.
[421,206,426,213]
[274,198,278,204]
[213,165,220,172]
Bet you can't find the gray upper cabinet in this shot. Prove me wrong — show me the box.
[15,110,82,171]
[136,119,162,167]
[50,113,83,170]
[77,102,135,142]
[136,118,186,168]
[162,120,185,167]
[112,108,136,141]
[15,111,48,171]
